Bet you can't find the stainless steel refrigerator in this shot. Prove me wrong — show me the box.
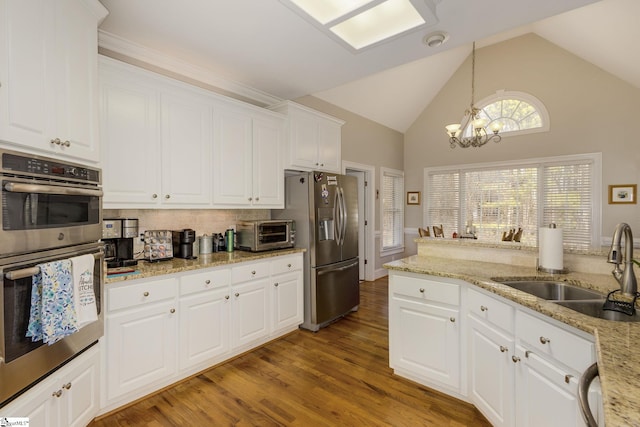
[273,171,359,331]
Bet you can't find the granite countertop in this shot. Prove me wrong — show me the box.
[384,255,640,427]
[105,248,305,284]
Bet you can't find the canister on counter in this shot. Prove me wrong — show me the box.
[199,234,213,254]
[225,229,234,252]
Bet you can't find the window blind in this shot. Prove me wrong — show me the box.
[425,154,598,249]
[542,162,593,249]
[382,169,404,251]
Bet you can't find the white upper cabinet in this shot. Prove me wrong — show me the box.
[212,107,284,208]
[0,0,107,162]
[100,57,284,209]
[269,101,344,173]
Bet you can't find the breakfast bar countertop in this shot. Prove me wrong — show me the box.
[384,254,640,427]
[105,248,306,284]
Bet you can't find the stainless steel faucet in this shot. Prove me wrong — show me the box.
[607,222,638,296]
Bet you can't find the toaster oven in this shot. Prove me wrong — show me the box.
[236,220,294,252]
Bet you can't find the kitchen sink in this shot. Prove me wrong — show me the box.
[496,280,605,301]
[555,300,640,322]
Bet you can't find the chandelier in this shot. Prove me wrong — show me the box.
[446,42,502,148]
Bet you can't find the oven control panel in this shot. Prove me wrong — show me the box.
[0,150,101,184]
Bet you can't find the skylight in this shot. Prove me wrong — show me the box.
[282,0,438,52]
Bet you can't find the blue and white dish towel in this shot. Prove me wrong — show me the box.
[26,255,97,345]
[26,260,78,345]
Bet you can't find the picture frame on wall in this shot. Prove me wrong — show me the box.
[407,191,421,205]
[608,184,637,204]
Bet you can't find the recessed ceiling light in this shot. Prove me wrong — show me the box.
[281,0,439,52]
[330,0,425,50]
[423,31,449,48]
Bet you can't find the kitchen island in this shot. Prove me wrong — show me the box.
[385,239,640,427]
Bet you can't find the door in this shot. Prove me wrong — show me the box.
[312,258,359,326]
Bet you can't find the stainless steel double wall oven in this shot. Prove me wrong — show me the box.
[0,148,104,407]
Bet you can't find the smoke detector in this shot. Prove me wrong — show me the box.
[424,31,449,47]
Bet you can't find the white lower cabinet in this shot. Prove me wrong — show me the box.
[389,272,462,396]
[1,344,100,427]
[230,261,271,350]
[388,271,603,427]
[101,253,303,415]
[178,268,231,371]
[105,277,178,402]
[468,316,515,427]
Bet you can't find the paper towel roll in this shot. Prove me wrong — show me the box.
[539,226,564,272]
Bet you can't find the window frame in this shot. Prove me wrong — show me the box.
[380,167,405,255]
[460,90,550,139]
[423,153,602,249]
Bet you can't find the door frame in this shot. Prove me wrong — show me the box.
[343,161,375,282]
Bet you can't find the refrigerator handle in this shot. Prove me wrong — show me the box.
[339,187,347,246]
[333,188,342,244]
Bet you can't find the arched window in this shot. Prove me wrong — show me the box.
[461,90,550,138]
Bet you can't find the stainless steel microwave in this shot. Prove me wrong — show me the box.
[236,220,294,252]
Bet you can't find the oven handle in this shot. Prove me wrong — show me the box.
[3,182,103,197]
[5,251,104,280]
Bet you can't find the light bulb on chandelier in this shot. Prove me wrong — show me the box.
[446,42,502,148]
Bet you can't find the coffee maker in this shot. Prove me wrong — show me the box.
[172,229,197,259]
[103,218,139,268]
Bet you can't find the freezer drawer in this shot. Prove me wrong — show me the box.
[309,258,359,329]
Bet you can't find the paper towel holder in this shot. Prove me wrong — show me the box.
[537,223,569,274]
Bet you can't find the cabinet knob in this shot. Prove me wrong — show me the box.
[287,264,292,268]
[525,350,534,358]
[512,356,521,363]
[320,163,324,167]
[274,282,279,287]
[165,194,170,199]
[152,194,158,199]
[480,305,488,312]
[419,288,425,293]
[539,336,551,344]
[255,197,259,201]
[449,317,456,323]
[143,291,150,297]
[52,389,63,398]
[251,270,256,275]
[565,374,573,384]
[499,346,508,353]
[205,279,211,285]
[315,163,319,166]
[170,308,176,314]
[225,295,230,300]
[50,138,61,145]
[248,197,253,201]
[235,292,240,297]
[62,382,72,390]
[62,140,70,147]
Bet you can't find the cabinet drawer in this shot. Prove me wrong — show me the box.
[516,310,594,372]
[271,255,302,275]
[468,288,515,334]
[180,268,230,296]
[391,274,459,306]
[108,278,177,312]
[231,261,270,284]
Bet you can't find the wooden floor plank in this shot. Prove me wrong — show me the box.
[91,277,491,427]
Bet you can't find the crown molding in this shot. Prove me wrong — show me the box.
[98,30,282,107]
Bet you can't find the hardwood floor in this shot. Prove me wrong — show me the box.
[91,277,491,426]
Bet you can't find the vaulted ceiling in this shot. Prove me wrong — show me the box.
[97,0,639,133]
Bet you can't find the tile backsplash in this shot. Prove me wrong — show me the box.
[104,208,271,252]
